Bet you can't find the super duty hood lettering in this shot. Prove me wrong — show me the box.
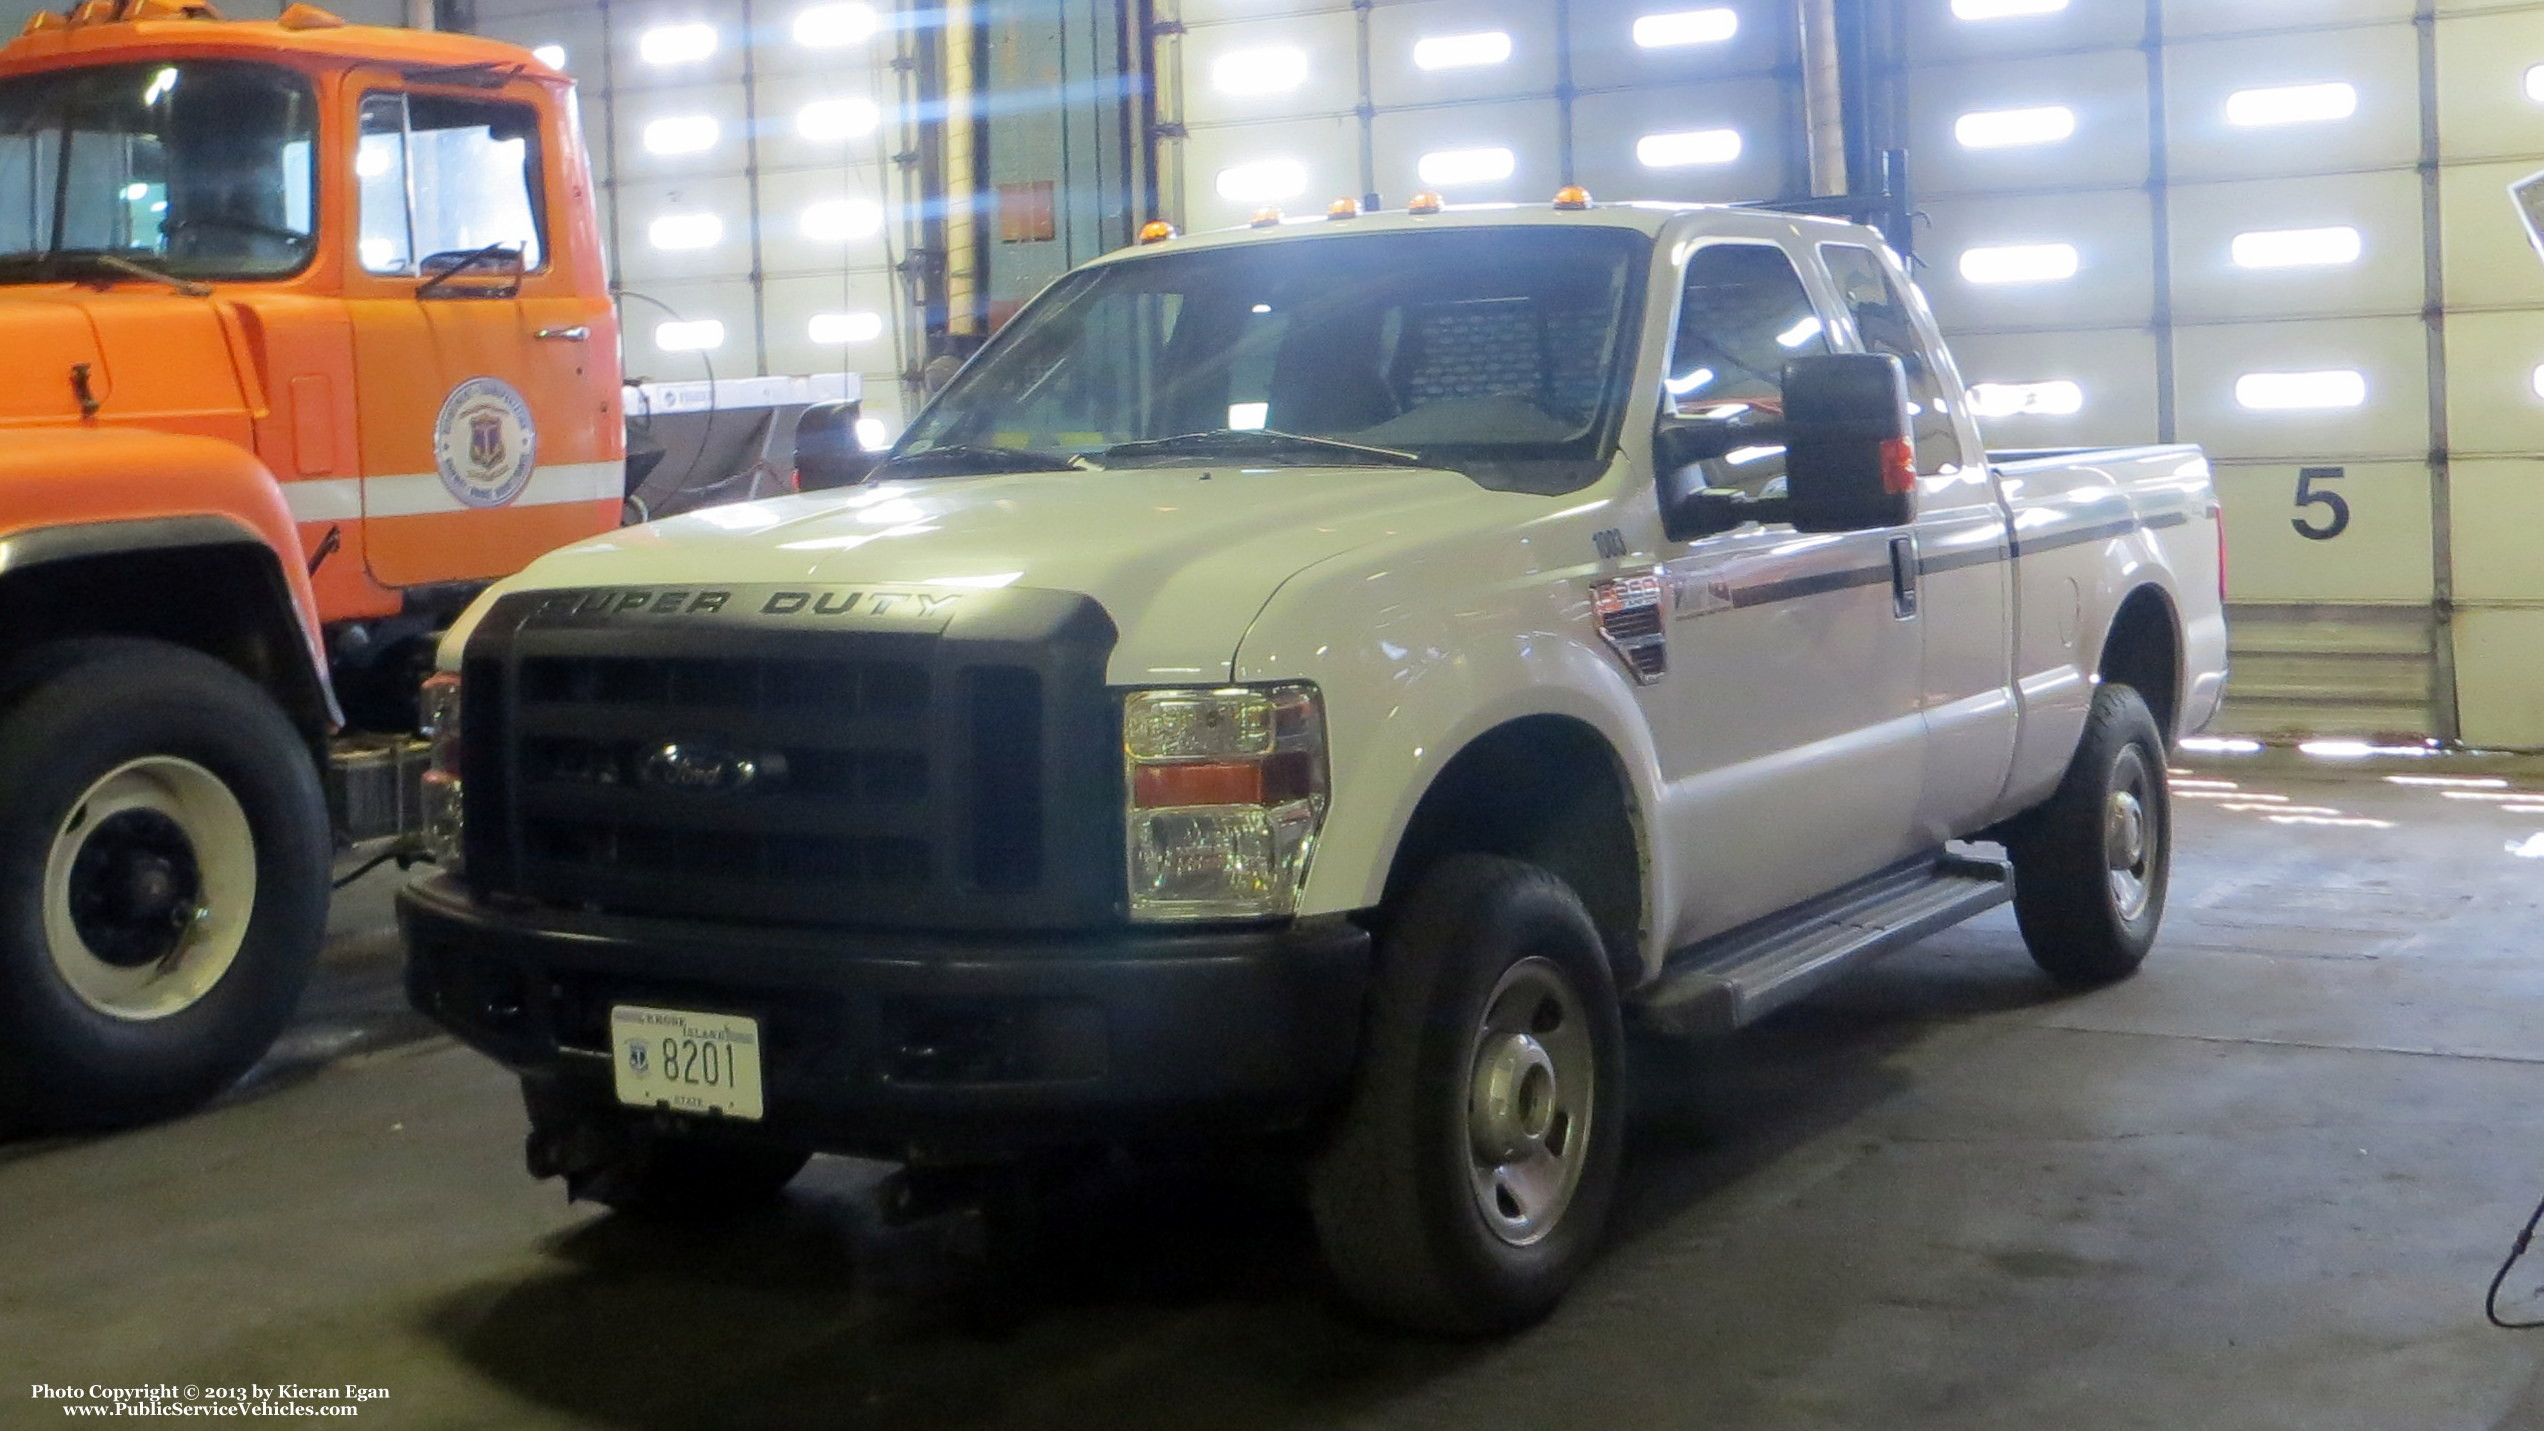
[533,584,966,629]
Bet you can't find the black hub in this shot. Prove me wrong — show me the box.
[66,807,203,969]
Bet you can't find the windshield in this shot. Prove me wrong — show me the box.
[0,61,318,282]
[896,226,1650,493]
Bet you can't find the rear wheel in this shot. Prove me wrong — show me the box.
[0,639,329,1132]
[1309,854,1624,1335]
[2008,682,2172,988]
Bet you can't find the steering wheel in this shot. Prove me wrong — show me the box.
[161,214,312,246]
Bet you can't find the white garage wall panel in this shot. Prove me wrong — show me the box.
[471,0,916,436]
[1908,0,2544,746]
[1158,0,1802,233]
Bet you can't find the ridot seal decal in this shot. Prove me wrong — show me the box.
[433,376,538,509]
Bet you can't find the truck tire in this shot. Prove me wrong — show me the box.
[2008,682,2171,988]
[584,1133,812,1221]
[0,638,329,1133]
[1309,854,1625,1335]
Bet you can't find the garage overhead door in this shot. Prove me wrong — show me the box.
[1902,0,2544,747]
[1156,0,1804,232]
[471,0,918,438]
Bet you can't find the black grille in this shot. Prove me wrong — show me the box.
[457,586,1123,931]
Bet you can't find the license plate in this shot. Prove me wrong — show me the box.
[610,1005,765,1122]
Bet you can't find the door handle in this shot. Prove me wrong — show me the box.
[534,325,590,342]
[1888,534,1919,620]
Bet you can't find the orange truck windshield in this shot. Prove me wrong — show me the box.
[0,58,317,282]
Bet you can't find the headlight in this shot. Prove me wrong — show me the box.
[1124,685,1328,921]
[419,671,464,872]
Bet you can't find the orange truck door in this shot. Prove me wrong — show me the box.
[342,78,620,591]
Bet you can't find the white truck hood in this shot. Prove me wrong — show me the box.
[465,464,1509,681]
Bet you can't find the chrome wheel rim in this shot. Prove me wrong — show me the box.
[41,757,256,1021]
[2104,747,2157,923]
[1465,957,1595,1247]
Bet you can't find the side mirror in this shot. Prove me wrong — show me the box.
[1653,415,1789,542]
[793,399,877,491]
[1781,352,1915,533]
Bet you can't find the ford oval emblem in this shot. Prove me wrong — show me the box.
[637,741,766,795]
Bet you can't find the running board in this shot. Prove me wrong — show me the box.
[1635,851,2014,1037]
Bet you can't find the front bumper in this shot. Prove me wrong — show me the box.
[398,874,1373,1158]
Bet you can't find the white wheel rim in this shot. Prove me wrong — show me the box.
[41,757,257,1021]
[2104,747,2157,923]
[1464,956,1596,1248]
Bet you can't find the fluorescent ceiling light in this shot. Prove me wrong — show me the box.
[1413,31,1512,70]
[855,417,890,450]
[2231,225,2361,269]
[2236,370,2366,411]
[809,311,885,345]
[530,44,566,68]
[656,319,725,351]
[2529,363,2544,400]
[642,115,719,156]
[798,97,881,141]
[1214,157,1309,203]
[793,3,877,47]
[355,140,395,179]
[1212,45,1309,96]
[1417,146,1516,187]
[647,212,723,250]
[1967,380,2083,417]
[2227,82,2356,127]
[1954,104,2075,148]
[1776,316,1823,348]
[2527,64,2544,103]
[801,198,885,242]
[1637,128,1742,168]
[1632,8,1736,48]
[1958,242,2079,284]
[1227,402,1270,430]
[1952,0,2065,16]
[638,23,717,65]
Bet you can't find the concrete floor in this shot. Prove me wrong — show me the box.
[10,760,2544,1429]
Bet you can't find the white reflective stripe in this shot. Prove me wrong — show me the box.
[281,462,622,523]
[282,478,363,524]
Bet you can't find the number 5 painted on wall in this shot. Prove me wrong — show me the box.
[2293,466,2351,542]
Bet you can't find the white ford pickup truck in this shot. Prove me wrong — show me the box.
[399,196,2228,1334]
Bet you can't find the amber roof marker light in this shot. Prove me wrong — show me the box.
[1553,185,1593,210]
[1137,220,1177,244]
[1327,197,1361,220]
[1249,207,1284,228]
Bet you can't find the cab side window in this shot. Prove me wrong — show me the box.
[1820,243,1965,474]
[1665,242,1831,498]
[357,92,545,277]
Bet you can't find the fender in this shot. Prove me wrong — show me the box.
[0,428,336,724]
[1236,509,1677,977]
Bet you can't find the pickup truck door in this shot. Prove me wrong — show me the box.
[1648,236,1931,942]
[342,79,622,592]
[1819,242,2017,843]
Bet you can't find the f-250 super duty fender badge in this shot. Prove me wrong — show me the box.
[435,376,538,509]
[1590,572,1667,685]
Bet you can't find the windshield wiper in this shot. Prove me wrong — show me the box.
[1102,428,1430,469]
[873,444,1091,478]
[25,250,210,297]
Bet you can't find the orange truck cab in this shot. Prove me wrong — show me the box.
[0,0,621,1131]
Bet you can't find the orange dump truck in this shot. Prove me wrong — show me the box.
[0,0,621,1130]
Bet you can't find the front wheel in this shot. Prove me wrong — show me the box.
[1309,855,1625,1335]
[2008,682,2172,988]
[0,639,329,1132]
